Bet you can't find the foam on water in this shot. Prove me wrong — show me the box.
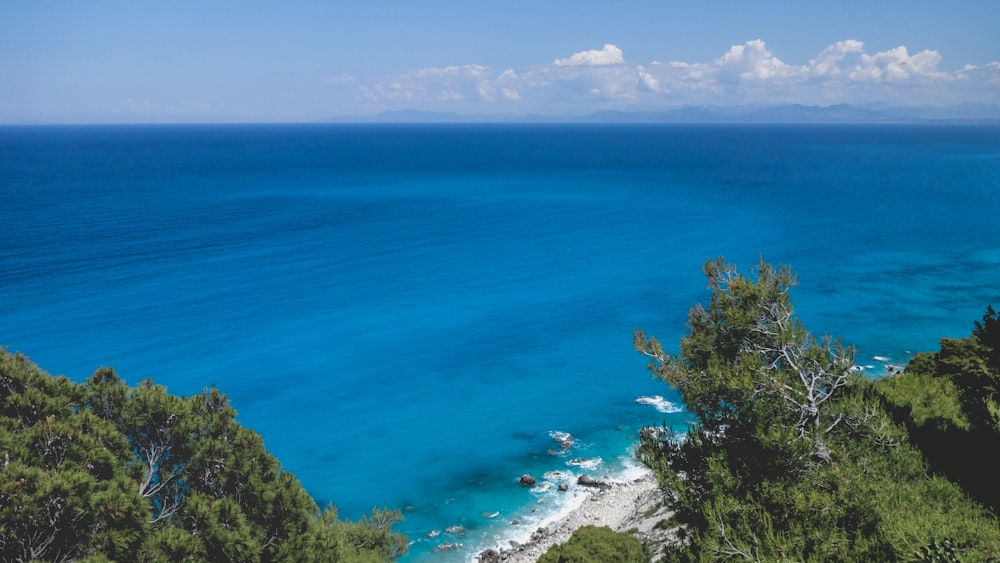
[454,449,653,562]
[636,395,684,413]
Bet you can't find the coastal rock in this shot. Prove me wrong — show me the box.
[425,529,440,538]
[518,474,537,487]
[477,548,502,563]
[577,475,610,488]
[485,473,668,563]
[558,483,569,492]
[445,525,466,535]
[435,543,463,552]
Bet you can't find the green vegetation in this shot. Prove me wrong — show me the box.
[629,257,1000,561]
[538,526,646,563]
[878,305,1000,514]
[0,351,407,562]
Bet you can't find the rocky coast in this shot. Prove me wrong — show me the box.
[475,472,676,562]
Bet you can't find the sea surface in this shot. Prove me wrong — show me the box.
[2,124,999,560]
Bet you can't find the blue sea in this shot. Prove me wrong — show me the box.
[2,124,999,560]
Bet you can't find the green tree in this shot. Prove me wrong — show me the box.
[1,349,408,562]
[1,351,148,562]
[877,305,1000,513]
[633,259,1000,561]
[634,257,854,460]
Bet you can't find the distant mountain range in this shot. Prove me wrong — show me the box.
[332,104,1000,124]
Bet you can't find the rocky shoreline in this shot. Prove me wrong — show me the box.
[474,472,676,562]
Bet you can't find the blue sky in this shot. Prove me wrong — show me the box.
[2,1,998,123]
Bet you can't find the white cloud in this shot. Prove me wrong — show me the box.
[637,65,662,92]
[638,39,988,105]
[983,62,1000,86]
[848,46,947,82]
[554,44,624,67]
[415,64,489,78]
[360,64,499,106]
[501,88,520,101]
[356,39,999,113]
[810,40,865,77]
[715,39,801,80]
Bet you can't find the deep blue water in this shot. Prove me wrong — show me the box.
[2,124,999,560]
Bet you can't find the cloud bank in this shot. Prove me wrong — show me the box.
[356,39,1000,114]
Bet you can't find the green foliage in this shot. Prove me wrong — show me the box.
[635,257,855,460]
[0,348,407,562]
[633,259,1000,562]
[1,351,148,562]
[538,526,646,563]
[898,306,1000,433]
[876,305,1000,514]
[973,304,1000,374]
[878,363,970,430]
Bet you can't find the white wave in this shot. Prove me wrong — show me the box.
[566,456,603,470]
[542,470,573,481]
[636,395,683,414]
[467,457,654,561]
[612,456,654,482]
[532,482,553,493]
[873,355,891,362]
[472,485,591,560]
[549,430,573,443]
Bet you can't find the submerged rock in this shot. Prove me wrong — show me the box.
[445,525,466,535]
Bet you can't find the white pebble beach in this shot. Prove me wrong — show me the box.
[476,472,675,562]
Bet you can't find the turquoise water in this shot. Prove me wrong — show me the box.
[2,124,999,560]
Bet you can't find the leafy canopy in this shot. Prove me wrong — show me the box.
[0,350,407,563]
[633,258,1000,562]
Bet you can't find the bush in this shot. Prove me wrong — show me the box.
[539,526,646,563]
